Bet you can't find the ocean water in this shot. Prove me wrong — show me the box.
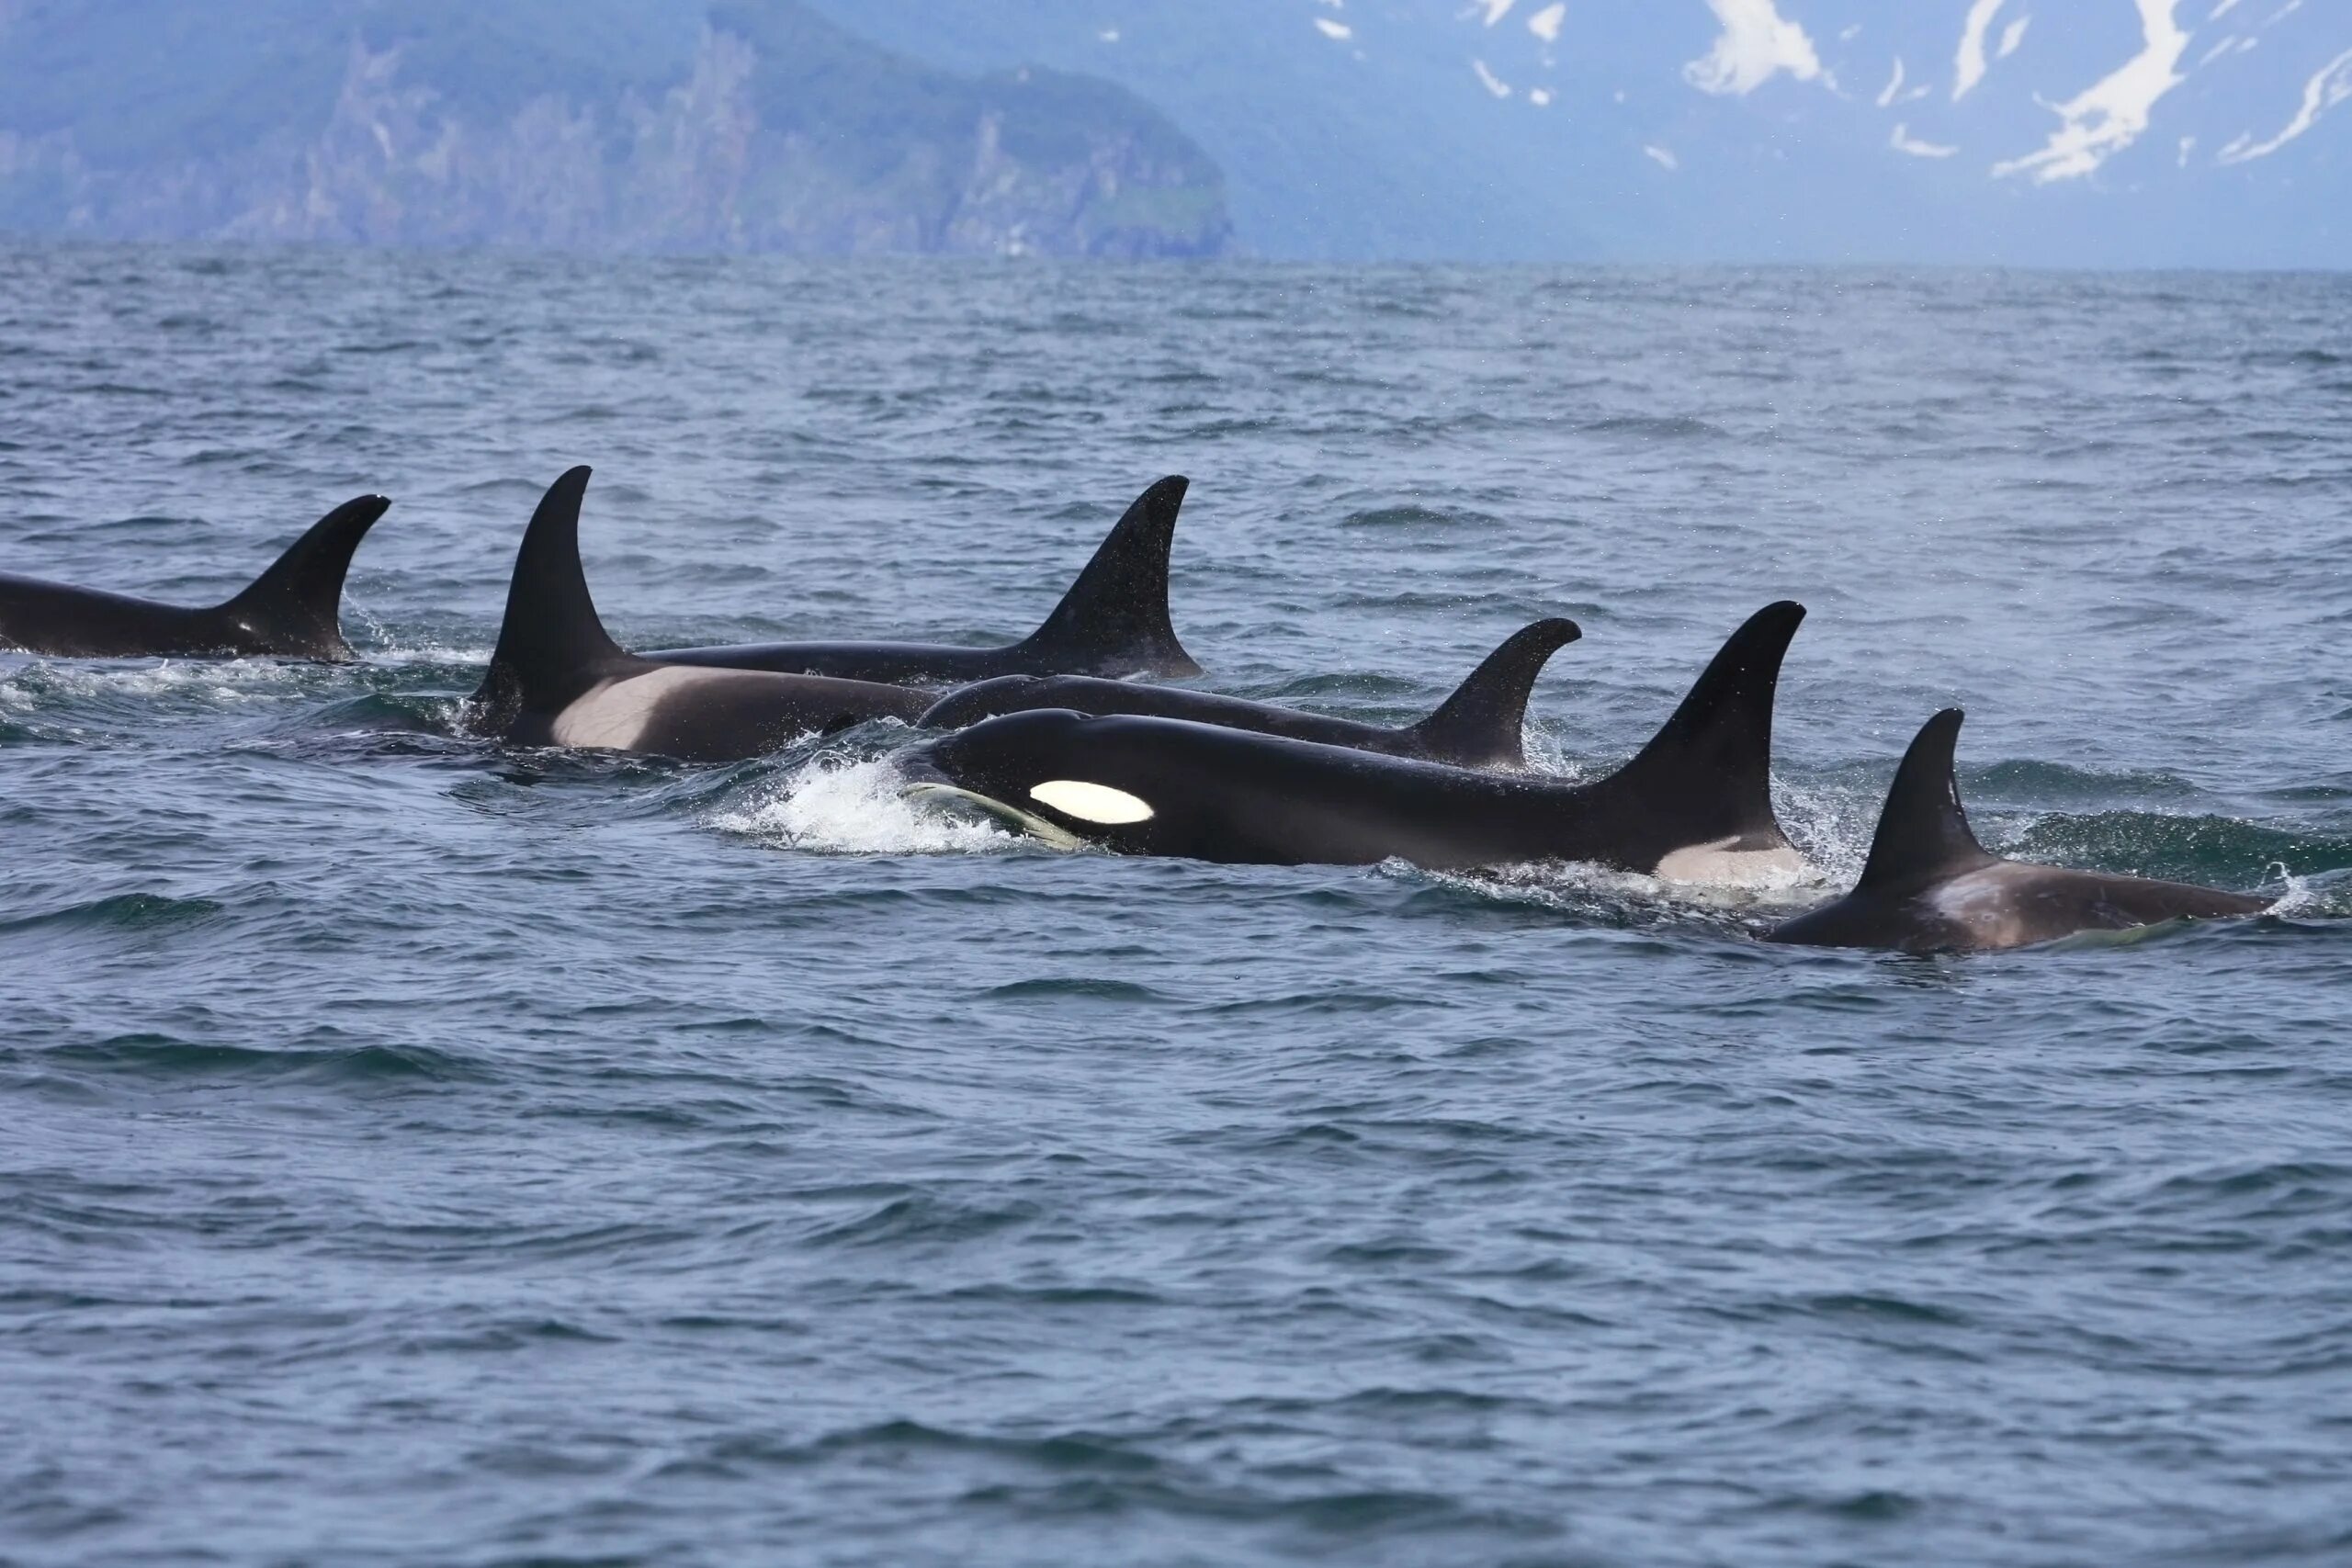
[3,245,2350,1567]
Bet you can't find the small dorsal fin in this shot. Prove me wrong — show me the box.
[219,493,390,659]
[1020,476,1200,677]
[1406,618,1581,769]
[1604,601,1804,844]
[474,467,631,719]
[1855,708,1999,892]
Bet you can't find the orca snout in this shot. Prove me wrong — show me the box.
[893,742,956,791]
[900,706,1099,798]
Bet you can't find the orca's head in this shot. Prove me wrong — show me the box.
[915,674,1052,731]
[900,708,1161,845]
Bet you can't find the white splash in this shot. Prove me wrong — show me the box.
[2263,863,2325,919]
[2218,46,2352,161]
[1473,58,1512,97]
[1998,14,2031,59]
[1478,0,1517,26]
[1527,3,1566,43]
[1954,0,2005,99]
[1530,86,1555,106]
[1315,17,1352,40]
[1892,123,1961,157]
[711,755,1012,855]
[2210,0,2244,16]
[1098,28,1119,43]
[1770,777,1875,890]
[1644,143,1680,169]
[1993,0,2190,184]
[2199,33,2244,66]
[2178,132,2198,164]
[1683,0,1824,96]
[353,643,495,668]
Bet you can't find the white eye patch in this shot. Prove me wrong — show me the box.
[1029,779,1154,824]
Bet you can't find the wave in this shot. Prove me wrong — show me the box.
[0,891,225,938]
[10,1032,480,1086]
[2003,810,2352,890]
[1579,413,1728,439]
[711,749,1020,856]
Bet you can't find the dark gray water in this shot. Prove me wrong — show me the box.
[4,246,2351,1567]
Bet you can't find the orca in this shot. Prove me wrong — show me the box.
[914,618,1582,772]
[1767,709,2272,953]
[0,494,390,660]
[639,476,1200,683]
[900,602,1813,882]
[469,467,932,761]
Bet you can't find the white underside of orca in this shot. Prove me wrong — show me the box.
[1652,835,1816,886]
[548,665,717,750]
[1923,862,2067,950]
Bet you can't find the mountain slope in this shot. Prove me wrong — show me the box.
[0,0,1231,257]
[3,0,2341,265]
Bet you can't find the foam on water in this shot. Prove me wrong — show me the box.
[710,750,1023,855]
[1430,848,1836,926]
[0,655,298,705]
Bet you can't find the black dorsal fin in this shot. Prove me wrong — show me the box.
[473,467,632,719]
[1019,476,1200,677]
[1855,708,1999,892]
[1407,617,1581,769]
[1603,601,1805,844]
[218,493,390,660]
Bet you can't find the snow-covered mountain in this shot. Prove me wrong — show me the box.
[807,0,2351,265]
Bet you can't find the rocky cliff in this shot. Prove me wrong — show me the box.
[0,0,1231,258]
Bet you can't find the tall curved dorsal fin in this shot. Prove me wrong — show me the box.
[1407,617,1581,769]
[474,467,630,719]
[1855,708,1999,892]
[1604,601,1805,844]
[219,493,390,659]
[1020,476,1200,677]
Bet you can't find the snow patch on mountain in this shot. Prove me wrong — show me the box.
[2219,44,2352,159]
[1893,124,1960,158]
[1955,0,2008,100]
[1684,0,1824,96]
[1994,0,2192,182]
[1878,56,1905,107]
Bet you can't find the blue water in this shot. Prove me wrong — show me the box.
[4,246,2351,1567]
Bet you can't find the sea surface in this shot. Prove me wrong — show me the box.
[3,246,2350,1567]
